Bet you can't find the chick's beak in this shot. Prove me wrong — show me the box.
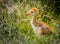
[26,10,33,16]
[26,13,30,16]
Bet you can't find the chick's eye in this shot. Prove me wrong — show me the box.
[31,11,33,13]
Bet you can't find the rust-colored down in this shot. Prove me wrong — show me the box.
[26,7,52,35]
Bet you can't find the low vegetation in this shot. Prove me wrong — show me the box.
[0,0,60,44]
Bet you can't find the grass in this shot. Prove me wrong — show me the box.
[0,0,60,44]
